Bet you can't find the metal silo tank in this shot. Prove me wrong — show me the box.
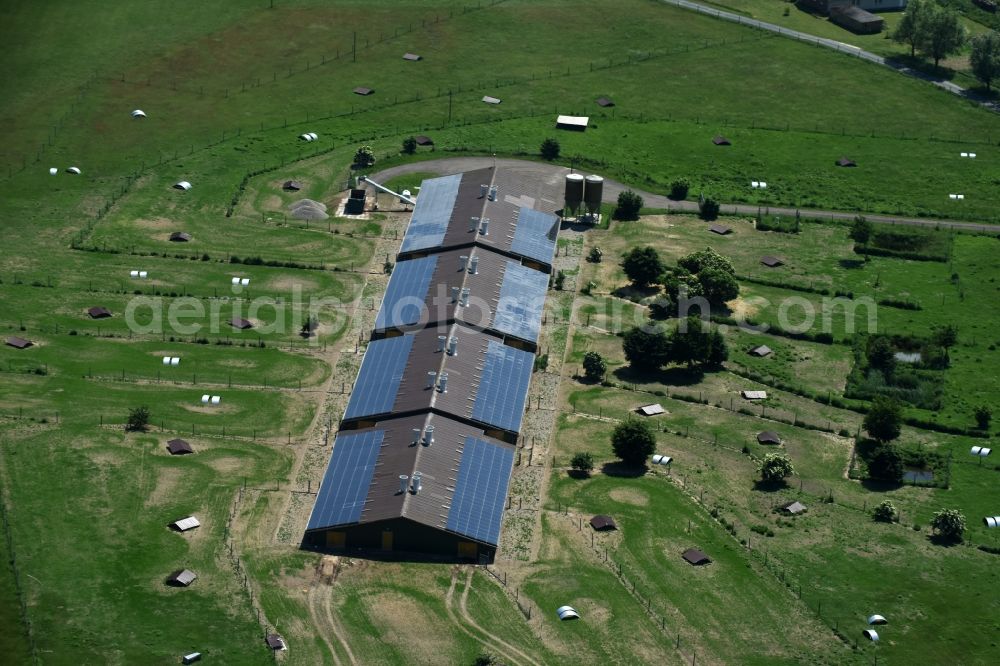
[584,175,604,214]
[564,173,584,215]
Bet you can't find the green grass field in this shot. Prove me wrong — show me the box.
[2,0,999,663]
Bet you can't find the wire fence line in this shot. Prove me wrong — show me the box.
[0,468,40,664]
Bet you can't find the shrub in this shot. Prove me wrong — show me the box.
[353,145,375,168]
[930,508,966,543]
[570,452,595,476]
[401,136,417,154]
[698,197,720,221]
[758,453,794,484]
[587,247,603,263]
[669,179,690,200]
[582,352,607,382]
[872,499,898,523]
[974,405,992,430]
[614,190,644,221]
[126,405,150,432]
[540,138,560,161]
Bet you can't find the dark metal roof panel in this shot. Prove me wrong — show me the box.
[307,430,384,530]
[492,260,548,342]
[343,335,415,420]
[510,208,559,266]
[400,173,463,253]
[471,339,534,433]
[445,436,515,545]
[375,255,439,330]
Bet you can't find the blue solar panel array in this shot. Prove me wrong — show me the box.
[307,430,384,530]
[445,436,515,545]
[492,261,548,343]
[510,208,558,266]
[374,256,438,330]
[343,335,414,419]
[471,339,534,432]
[400,174,462,253]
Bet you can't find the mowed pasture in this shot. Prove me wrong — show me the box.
[0,425,288,665]
[578,213,1000,431]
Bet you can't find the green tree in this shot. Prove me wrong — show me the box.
[614,189,644,220]
[553,270,566,291]
[571,452,595,476]
[931,324,958,349]
[587,247,603,263]
[698,197,720,221]
[697,266,739,306]
[621,246,665,287]
[974,405,992,430]
[920,5,967,67]
[666,316,711,368]
[582,351,607,382]
[707,328,729,367]
[401,136,417,154]
[892,0,930,58]
[930,508,966,543]
[864,396,903,444]
[611,419,657,466]
[662,268,704,305]
[872,499,899,523]
[678,248,736,277]
[353,145,375,168]
[970,31,1000,90]
[126,405,150,432]
[867,444,904,483]
[622,324,671,369]
[540,137,560,161]
[758,453,794,484]
[669,179,690,200]
[866,336,897,378]
[849,215,873,248]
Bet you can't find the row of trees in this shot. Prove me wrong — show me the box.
[622,246,740,310]
[893,0,1000,91]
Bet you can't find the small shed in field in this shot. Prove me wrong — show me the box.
[741,390,767,400]
[836,157,857,167]
[170,516,200,532]
[682,548,711,566]
[712,135,731,146]
[402,53,422,61]
[760,256,784,267]
[88,306,112,319]
[231,317,253,330]
[638,403,665,416]
[414,135,434,146]
[266,634,287,650]
[556,605,580,620]
[556,115,589,131]
[778,500,807,515]
[868,614,888,625]
[283,180,303,191]
[353,87,374,96]
[166,569,197,587]
[749,345,772,357]
[173,181,192,191]
[590,515,617,531]
[167,439,194,455]
[709,224,732,235]
[596,97,615,107]
[169,231,192,242]
[757,431,782,445]
[5,337,32,349]
[482,95,502,105]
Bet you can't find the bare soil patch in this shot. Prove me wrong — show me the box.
[608,487,649,506]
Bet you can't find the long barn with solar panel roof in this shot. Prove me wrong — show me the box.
[304,166,560,562]
[373,246,548,350]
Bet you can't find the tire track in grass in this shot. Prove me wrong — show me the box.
[322,581,359,666]
[306,584,343,666]
[457,568,542,666]
[445,568,529,666]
